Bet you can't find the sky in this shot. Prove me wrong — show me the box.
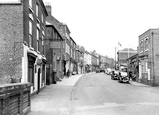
[37,0,159,58]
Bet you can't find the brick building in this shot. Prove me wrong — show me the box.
[0,0,48,94]
[139,29,159,86]
[117,48,137,70]
[45,22,64,84]
[45,5,65,84]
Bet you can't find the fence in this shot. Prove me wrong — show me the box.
[0,82,32,115]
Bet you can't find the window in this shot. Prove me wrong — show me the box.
[29,0,32,8]
[37,29,39,40]
[74,51,76,59]
[71,49,72,57]
[42,35,44,54]
[41,14,43,23]
[29,21,32,35]
[42,35,44,45]
[141,62,148,72]
[140,40,143,47]
[66,44,70,54]
[145,37,149,45]
[37,29,40,51]
[140,40,144,52]
[37,40,39,52]
[145,37,149,51]
[36,4,39,17]
[29,21,33,47]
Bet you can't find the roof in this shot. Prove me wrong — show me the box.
[127,53,138,60]
[118,48,137,53]
[39,0,48,16]
[70,36,76,45]
[139,28,159,38]
[46,21,64,41]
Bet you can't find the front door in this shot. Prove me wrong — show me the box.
[37,68,40,93]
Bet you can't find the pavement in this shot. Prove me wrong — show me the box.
[129,80,149,87]
[28,73,86,115]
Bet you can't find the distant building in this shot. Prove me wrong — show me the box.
[70,37,77,75]
[117,48,137,70]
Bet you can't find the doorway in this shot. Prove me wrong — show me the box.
[37,68,40,93]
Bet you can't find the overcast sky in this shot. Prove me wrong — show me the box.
[18,0,159,58]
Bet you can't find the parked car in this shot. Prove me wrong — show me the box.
[106,68,112,75]
[100,69,105,73]
[111,70,119,80]
[118,71,129,83]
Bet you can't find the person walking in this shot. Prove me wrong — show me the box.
[67,69,70,78]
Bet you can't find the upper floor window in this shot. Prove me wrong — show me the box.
[42,35,44,54]
[42,35,44,46]
[41,14,44,23]
[29,0,32,8]
[140,40,143,47]
[29,20,33,47]
[36,4,39,17]
[145,37,149,46]
[37,28,39,40]
[37,28,40,52]
[29,21,32,35]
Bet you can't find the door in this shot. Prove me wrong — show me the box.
[37,68,40,93]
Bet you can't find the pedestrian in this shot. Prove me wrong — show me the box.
[129,71,132,80]
[67,69,70,78]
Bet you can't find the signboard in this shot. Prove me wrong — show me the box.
[50,42,61,49]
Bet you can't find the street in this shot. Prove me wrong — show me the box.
[29,73,159,115]
[70,73,159,115]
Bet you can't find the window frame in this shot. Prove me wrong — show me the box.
[36,3,39,17]
[29,0,32,8]
[29,20,33,48]
[36,28,40,52]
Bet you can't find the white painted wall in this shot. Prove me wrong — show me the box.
[22,44,46,94]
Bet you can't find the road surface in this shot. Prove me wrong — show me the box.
[68,73,159,115]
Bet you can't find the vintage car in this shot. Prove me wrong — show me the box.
[111,70,119,80]
[118,71,129,83]
[106,68,112,75]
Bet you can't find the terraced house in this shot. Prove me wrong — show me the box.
[0,0,48,94]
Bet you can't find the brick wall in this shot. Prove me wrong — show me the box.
[0,5,23,84]
[153,30,159,85]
